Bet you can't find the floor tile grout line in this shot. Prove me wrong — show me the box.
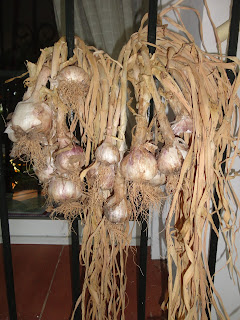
[39,245,65,320]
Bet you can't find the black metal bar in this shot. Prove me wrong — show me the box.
[65,1,81,319]
[147,0,158,56]
[71,219,81,319]
[66,0,75,59]
[138,1,157,319]
[206,0,240,317]
[0,131,18,320]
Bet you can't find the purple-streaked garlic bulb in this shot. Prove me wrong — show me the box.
[5,67,52,141]
[104,196,128,224]
[171,115,193,135]
[55,145,85,173]
[95,141,120,164]
[48,177,82,202]
[120,145,158,181]
[86,162,115,190]
[100,165,115,190]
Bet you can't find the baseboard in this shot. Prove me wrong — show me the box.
[0,219,151,246]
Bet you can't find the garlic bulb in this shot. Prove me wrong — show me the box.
[58,65,89,82]
[57,65,90,94]
[157,137,189,175]
[48,178,82,202]
[4,122,17,142]
[34,156,55,183]
[171,115,193,135]
[149,171,166,186]
[104,196,128,223]
[55,145,85,173]
[95,141,120,164]
[120,146,158,181]
[11,101,52,133]
[5,67,52,140]
[100,165,115,190]
[86,162,115,190]
[157,145,183,175]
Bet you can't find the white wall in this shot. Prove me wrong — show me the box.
[0,219,151,246]
[201,1,240,318]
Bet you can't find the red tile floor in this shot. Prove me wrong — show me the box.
[0,245,168,320]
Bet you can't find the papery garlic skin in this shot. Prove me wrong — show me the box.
[171,115,193,135]
[157,146,183,175]
[174,138,189,160]
[48,178,82,202]
[58,66,89,83]
[57,66,90,95]
[55,146,85,172]
[100,165,115,190]
[166,174,179,195]
[86,162,115,190]
[34,156,55,183]
[104,196,128,223]
[4,122,17,142]
[5,66,52,141]
[149,171,166,186]
[11,101,52,133]
[120,146,158,181]
[95,142,120,164]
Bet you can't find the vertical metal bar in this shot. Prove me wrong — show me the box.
[138,1,157,319]
[70,219,81,319]
[147,0,157,56]
[65,1,81,319]
[0,131,17,320]
[206,0,240,317]
[66,0,74,59]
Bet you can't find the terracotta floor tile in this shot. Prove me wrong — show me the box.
[1,244,168,320]
[0,244,62,319]
[0,245,9,320]
[125,247,138,318]
[146,251,168,319]
[41,246,73,320]
[125,247,168,320]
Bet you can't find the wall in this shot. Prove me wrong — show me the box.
[201,1,240,318]
[0,219,151,246]
[152,0,240,318]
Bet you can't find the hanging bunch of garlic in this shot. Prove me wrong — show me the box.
[5,1,240,319]
[5,34,131,319]
[5,37,125,218]
[121,4,240,320]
